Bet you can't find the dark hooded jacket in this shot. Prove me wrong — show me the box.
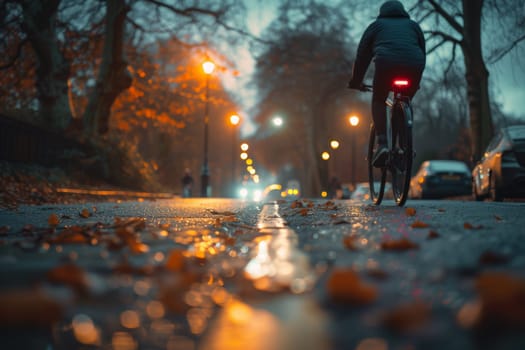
[351,0,426,84]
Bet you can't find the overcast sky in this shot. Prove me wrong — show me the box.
[224,0,524,135]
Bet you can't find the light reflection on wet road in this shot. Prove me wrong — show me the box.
[1,198,525,349]
[201,201,330,350]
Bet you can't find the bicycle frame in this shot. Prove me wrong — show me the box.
[386,85,413,151]
[363,78,414,206]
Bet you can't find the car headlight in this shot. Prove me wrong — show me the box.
[253,190,263,201]
[239,188,248,198]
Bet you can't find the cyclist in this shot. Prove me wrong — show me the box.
[347,0,426,167]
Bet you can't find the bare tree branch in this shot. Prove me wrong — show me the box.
[127,16,146,33]
[425,30,462,53]
[426,0,463,34]
[444,42,458,77]
[418,8,435,22]
[487,33,525,63]
[140,0,269,45]
[142,0,226,19]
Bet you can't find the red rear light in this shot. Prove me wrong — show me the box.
[393,79,410,87]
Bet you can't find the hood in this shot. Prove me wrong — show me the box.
[378,1,409,18]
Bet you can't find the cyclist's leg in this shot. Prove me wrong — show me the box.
[372,65,390,141]
[372,65,391,166]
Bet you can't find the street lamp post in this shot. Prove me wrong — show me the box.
[329,139,340,180]
[229,114,240,197]
[348,115,360,190]
[201,60,215,197]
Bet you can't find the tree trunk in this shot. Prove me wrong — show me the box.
[305,112,322,197]
[83,0,132,137]
[21,0,72,130]
[462,0,494,162]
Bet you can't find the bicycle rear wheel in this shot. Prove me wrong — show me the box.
[390,102,413,206]
[368,124,386,205]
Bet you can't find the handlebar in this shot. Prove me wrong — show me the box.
[348,83,372,92]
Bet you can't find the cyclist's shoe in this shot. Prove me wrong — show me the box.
[372,144,388,168]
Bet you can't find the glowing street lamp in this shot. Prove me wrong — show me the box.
[272,116,283,127]
[330,139,340,150]
[321,151,330,161]
[229,114,241,197]
[202,61,215,75]
[201,59,215,197]
[230,114,240,126]
[349,115,359,127]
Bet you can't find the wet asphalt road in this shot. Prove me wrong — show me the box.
[1,198,525,350]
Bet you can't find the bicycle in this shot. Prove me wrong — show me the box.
[358,79,414,206]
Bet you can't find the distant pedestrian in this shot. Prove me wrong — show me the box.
[182,168,193,198]
[328,176,343,199]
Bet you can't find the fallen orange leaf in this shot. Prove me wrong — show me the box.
[464,222,483,230]
[291,200,303,209]
[405,207,416,216]
[48,229,87,244]
[326,268,378,304]
[478,250,510,265]
[382,302,431,332]
[114,217,146,231]
[411,220,429,228]
[165,249,186,272]
[209,209,236,216]
[224,236,236,246]
[47,263,88,293]
[48,213,60,227]
[0,226,9,236]
[367,267,388,280]
[427,230,440,239]
[381,238,419,251]
[158,273,200,314]
[473,272,525,329]
[0,288,63,327]
[129,241,150,254]
[343,235,359,251]
[222,215,238,222]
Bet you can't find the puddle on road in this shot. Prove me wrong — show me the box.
[202,201,330,350]
[244,202,316,293]
[201,295,331,350]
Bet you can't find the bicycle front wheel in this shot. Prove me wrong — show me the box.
[368,124,386,205]
[390,102,413,206]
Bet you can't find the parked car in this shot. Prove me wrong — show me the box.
[410,160,471,199]
[351,182,392,201]
[472,125,525,201]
